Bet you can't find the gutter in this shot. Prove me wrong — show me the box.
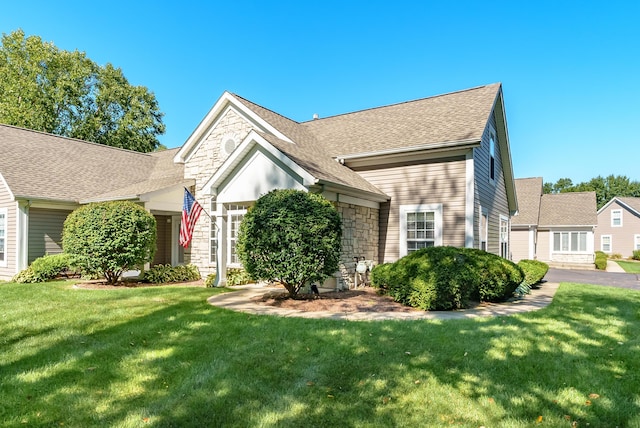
[335,138,481,161]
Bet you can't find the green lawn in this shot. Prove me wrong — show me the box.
[616,260,640,273]
[1,281,639,427]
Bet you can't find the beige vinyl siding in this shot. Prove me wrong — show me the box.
[355,156,467,263]
[510,228,532,262]
[474,112,510,255]
[0,185,17,280]
[536,230,551,262]
[595,201,640,257]
[28,208,72,264]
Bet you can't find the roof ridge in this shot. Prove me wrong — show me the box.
[0,123,155,157]
[300,83,501,123]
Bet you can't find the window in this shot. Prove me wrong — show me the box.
[209,198,217,265]
[227,204,248,265]
[399,204,442,256]
[499,216,509,258]
[553,231,587,252]
[601,235,612,253]
[489,131,496,183]
[0,208,6,266]
[480,208,488,251]
[611,209,622,227]
[635,235,640,251]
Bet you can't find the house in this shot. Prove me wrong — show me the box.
[595,197,640,257]
[0,125,190,280]
[510,177,597,266]
[1,83,518,286]
[174,83,517,287]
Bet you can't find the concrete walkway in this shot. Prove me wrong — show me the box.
[607,260,626,273]
[206,282,560,321]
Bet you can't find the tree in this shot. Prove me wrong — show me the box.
[237,189,342,298]
[543,174,640,209]
[0,29,165,152]
[62,201,157,284]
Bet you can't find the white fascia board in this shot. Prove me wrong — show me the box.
[597,198,617,214]
[174,92,293,164]
[606,198,640,217]
[336,139,480,162]
[204,130,316,194]
[318,182,388,205]
[0,173,15,201]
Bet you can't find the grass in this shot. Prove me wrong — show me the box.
[616,259,640,273]
[1,281,639,427]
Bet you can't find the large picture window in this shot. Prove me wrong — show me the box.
[553,231,587,252]
[399,204,442,257]
[0,208,6,266]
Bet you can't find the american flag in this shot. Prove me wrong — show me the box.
[179,188,203,248]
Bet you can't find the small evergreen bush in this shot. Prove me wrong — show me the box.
[12,253,73,283]
[632,250,640,261]
[517,259,549,288]
[594,251,608,270]
[142,264,201,284]
[371,247,523,311]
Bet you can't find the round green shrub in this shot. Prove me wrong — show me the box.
[63,201,157,284]
[12,253,72,283]
[371,247,524,310]
[517,259,549,288]
[237,189,342,297]
[594,251,607,270]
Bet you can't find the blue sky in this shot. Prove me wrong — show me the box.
[2,1,638,184]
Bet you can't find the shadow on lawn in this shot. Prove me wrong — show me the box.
[2,283,639,426]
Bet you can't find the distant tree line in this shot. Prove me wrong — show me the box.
[543,175,640,209]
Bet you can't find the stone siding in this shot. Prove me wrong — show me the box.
[334,202,379,290]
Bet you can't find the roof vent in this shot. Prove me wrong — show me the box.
[312,113,319,120]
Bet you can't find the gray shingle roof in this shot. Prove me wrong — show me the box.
[539,192,597,226]
[0,124,185,203]
[512,178,543,226]
[617,197,640,215]
[301,83,501,157]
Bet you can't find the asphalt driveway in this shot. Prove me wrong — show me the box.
[544,268,640,290]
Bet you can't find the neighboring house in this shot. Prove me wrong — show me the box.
[0,124,189,280]
[595,197,640,257]
[511,177,597,266]
[174,83,518,287]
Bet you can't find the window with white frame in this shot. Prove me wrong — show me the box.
[399,204,442,256]
[480,208,488,251]
[0,208,6,266]
[209,198,217,265]
[227,204,249,265]
[553,231,587,252]
[634,234,640,251]
[611,209,622,227]
[489,130,496,183]
[601,235,612,253]
[499,215,509,258]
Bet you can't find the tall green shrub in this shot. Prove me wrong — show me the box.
[63,201,157,284]
[517,259,549,288]
[237,189,342,297]
[594,251,607,270]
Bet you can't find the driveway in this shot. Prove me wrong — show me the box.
[544,268,640,290]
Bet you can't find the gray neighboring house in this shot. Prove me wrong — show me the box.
[511,177,597,266]
[595,197,640,257]
[0,124,189,280]
[175,83,518,287]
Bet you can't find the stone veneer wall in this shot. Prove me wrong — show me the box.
[184,107,255,278]
[333,202,379,290]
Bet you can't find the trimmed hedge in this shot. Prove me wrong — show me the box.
[370,247,524,311]
[633,250,640,261]
[595,251,607,270]
[517,259,549,288]
[12,253,73,283]
[142,264,201,284]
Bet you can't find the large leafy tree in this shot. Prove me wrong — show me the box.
[544,175,640,209]
[0,29,164,152]
[237,189,342,298]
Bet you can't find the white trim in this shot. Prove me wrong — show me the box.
[479,206,488,251]
[173,92,293,164]
[601,234,612,253]
[634,234,640,251]
[465,151,475,247]
[0,207,7,267]
[399,203,443,257]
[551,230,592,254]
[611,209,623,227]
[528,227,537,260]
[337,139,480,161]
[0,173,15,201]
[321,192,380,209]
[499,214,509,258]
[488,125,497,186]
